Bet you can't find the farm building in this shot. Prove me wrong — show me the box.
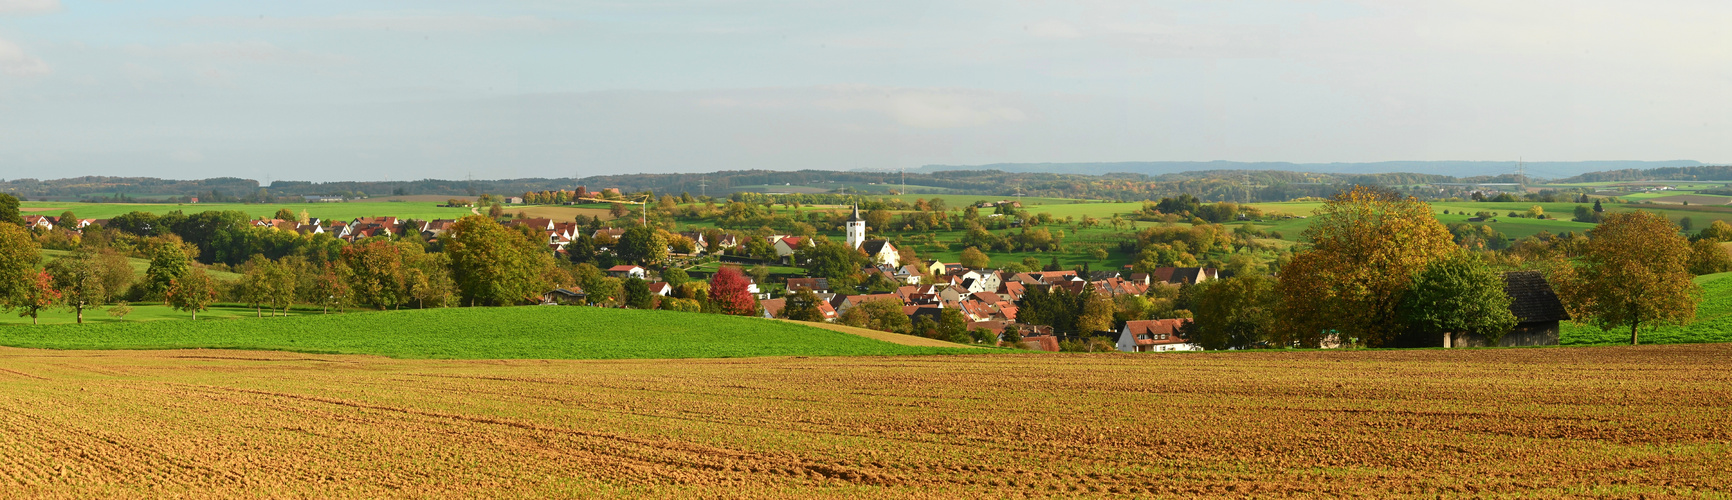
[1466,271,1570,347]
[541,288,586,305]
[1400,271,1570,348]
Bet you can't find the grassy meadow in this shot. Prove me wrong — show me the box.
[0,306,984,359]
[0,303,297,325]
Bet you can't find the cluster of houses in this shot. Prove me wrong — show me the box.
[22,215,101,232]
[755,263,1219,353]
[247,216,453,243]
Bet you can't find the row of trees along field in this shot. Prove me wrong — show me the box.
[0,193,764,324]
[1175,187,1710,348]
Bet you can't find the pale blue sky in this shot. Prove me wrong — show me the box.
[1,0,1727,181]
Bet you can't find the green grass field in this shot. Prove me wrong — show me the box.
[0,306,983,359]
[39,249,243,282]
[0,303,292,325]
[1561,272,1732,345]
[18,201,474,221]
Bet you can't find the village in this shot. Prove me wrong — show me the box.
[23,183,1586,353]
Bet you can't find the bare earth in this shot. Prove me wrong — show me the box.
[511,206,618,221]
[780,319,989,348]
[1646,194,1732,205]
[0,345,1727,497]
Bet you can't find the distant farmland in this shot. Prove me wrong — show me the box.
[0,344,1725,497]
[1644,194,1732,205]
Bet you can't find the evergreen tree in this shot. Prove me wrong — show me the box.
[622,277,653,309]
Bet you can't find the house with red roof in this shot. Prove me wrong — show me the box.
[607,265,646,279]
[1116,318,1198,352]
[772,236,812,260]
[22,215,55,230]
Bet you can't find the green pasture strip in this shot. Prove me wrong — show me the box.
[19,201,474,221]
[0,306,983,359]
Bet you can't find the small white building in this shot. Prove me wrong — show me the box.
[607,265,646,279]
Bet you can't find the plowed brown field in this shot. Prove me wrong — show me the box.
[0,345,1728,497]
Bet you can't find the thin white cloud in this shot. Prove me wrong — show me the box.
[122,41,353,66]
[0,37,49,76]
[177,14,572,33]
[1026,20,1082,39]
[0,0,58,15]
[815,86,1030,129]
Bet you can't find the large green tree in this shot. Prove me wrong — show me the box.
[797,240,864,288]
[46,251,107,324]
[443,216,556,306]
[1553,211,1699,345]
[1275,186,1457,347]
[622,277,653,309]
[0,193,21,226]
[615,226,668,266]
[142,237,195,303]
[1397,252,1517,346]
[780,289,827,322]
[1182,274,1279,350]
[342,240,406,310]
[1687,239,1732,275]
[0,222,40,312]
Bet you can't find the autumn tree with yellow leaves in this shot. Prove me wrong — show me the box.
[1551,211,1699,345]
[1275,186,1457,347]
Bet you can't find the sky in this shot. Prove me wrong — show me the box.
[0,0,1728,182]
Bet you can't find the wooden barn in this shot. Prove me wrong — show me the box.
[1393,270,1571,348]
[1441,271,1570,348]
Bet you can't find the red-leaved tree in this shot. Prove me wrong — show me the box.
[709,266,757,316]
[19,271,60,325]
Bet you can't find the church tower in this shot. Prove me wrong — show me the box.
[845,204,867,249]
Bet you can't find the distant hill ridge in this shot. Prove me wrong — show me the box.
[4,161,1726,200]
[917,160,1706,180]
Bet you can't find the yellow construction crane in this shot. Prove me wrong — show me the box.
[574,192,654,225]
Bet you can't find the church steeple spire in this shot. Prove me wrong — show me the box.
[845,203,866,249]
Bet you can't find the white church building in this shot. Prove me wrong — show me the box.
[846,205,900,267]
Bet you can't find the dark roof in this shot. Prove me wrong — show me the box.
[847,204,865,222]
[1153,267,1215,285]
[1504,271,1570,323]
[860,239,894,254]
[1087,271,1120,281]
[786,277,830,291]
